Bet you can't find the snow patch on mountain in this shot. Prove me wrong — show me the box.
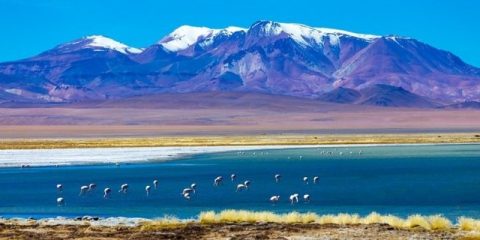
[60,35,142,54]
[249,21,379,48]
[316,27,379,40]
[83,35,142,54]
[159,25,246,51]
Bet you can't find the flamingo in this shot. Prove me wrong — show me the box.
[231,174,236,181]
[313,176,319,184]
[236,184,247,192]
[304,194,311,202]
[88,183,96,191]
[303,177,309,184]
[56,184,63,192]
[145,185,151,196]
[289,193,299,204]
[104,188,112,199]
[57,197,65,206]
[182,188,194,195]
[270,195,280,204]
[79,185,89,196]
[153,180,159,189]
[214,176,223,186]
[119,184,128,194]
[274,174,281,183]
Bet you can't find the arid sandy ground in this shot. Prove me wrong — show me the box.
[0,93,480,138]
[1,97,480,148]
[0,222,470,240]
[0,107,479,138]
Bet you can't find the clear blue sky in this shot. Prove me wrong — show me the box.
[1,0,479,66]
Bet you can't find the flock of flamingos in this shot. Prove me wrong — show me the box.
[54,149,363,207]
[54,173,319,206]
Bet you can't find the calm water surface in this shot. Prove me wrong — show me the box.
[1,144,480,220]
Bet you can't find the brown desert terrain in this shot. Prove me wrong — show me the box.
[0,93,479,139]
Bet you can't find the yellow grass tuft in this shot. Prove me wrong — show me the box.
[428,215,452,231]
[458,217,480,231]
[382,215,405,229]
[198,211,217,224]
[404,214,431,230]
[139,216,184,231]
[361,212,383,225]
[316,214,336,224]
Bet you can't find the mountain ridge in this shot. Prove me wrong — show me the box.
[0,20,479,108]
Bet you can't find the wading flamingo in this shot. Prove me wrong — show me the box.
[119,184,129,194]
[303,194,310,202]
[289,193,299,204]
[270,195,280,204]
[274,174,281,183]
[145,185,151,196]
[214,176,223,186]
[79,185,89,196]
[104,188,111,198]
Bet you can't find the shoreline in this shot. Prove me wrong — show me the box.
[0,144,321,168]
[0,142,479,168]
[2,211,480,239]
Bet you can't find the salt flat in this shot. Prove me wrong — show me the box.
[0,145,321,167]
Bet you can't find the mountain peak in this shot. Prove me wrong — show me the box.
[158,21,381,52]
[159,25,246,52]
[55,35,142,54]
[247,21,379,48]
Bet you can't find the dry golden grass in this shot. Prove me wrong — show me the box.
[139,216,186,231]
[404,214,432,230]
[429,215,453,230]
[194,210,480,232]
[459,217,480,231]
[0,133,479,149]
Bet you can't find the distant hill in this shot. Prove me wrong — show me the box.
[441,101,480,109]
[319,84,439,108]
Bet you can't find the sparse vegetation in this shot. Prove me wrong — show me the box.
[195,210,478,232]
[0,133,479,149]
[3,212,480,239]
[139,216,186,231]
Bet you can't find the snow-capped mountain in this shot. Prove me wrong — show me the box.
[40,35,142,55]
[0,20,479,107]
